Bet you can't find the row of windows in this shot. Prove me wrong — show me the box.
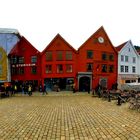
[120,65,136,73]
[101,65,114,73]
[11,56,37,64]
[11,67,37,75]
[46,51,115,61]
[87,50,114,61]
[46,51,72,61]
[46,64,73,73]
[121,55,136,63]
[9,51,114,64]
[87,63,114,73]
[46,64,114,73]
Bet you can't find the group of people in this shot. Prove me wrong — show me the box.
[39,84,48,95]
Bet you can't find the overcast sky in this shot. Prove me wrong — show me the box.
[0,0,140,51]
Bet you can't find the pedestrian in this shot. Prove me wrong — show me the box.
[86,84,90,94]
[28,85,32,96]
[43,84,48,95]
[117,93,122,105]
[97,84,101,98]
[14,85,17,94]
[39,85,42,92]
[21,84,25,95]
[72,83,76,93]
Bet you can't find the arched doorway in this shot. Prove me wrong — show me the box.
[79,76,90,92]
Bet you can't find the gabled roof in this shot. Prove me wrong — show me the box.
[41,34,77,55]
[116,40,139,56]
[77,26,118,54]
[115,41,128,52]
[9,36,40,56]
[20,36,40,53]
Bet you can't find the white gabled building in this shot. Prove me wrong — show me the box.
[116,40,140,89]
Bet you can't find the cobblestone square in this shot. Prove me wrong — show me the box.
[0,92,140,140]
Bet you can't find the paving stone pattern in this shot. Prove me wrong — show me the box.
[0,92,140,140]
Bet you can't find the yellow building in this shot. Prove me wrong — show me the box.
[0,47,7,81]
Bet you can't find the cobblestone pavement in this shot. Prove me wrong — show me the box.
[0,91,140,140]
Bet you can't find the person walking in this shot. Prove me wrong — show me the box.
[14,85,17,95]
[43,84,48,95]
[28,85,32,96]
[72,83,76,93]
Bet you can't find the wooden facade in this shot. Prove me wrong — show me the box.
[77,26,118,90]
[9,36,41,90]
[8,26,118,91]
[41,34,77,91]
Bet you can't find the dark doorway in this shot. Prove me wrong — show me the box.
[59,78,66,90]
[79,76,90,92]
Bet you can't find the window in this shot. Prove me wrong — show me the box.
[102,64,107,72]
[31,66,37,74]
[87,50,93,59]
[31,56,37,63]
[109,65,114,73]
[46,65,52,73]
[125,66,129,72]
[19,57,24,64]
[109,54,114,61]
[132,66,136,73]
[0,65,2,75]
[18,67,24,75]
[125,56,129,62]
[66,51,72,60]
[66,64,72,73]
[121,55,124,61]
[11,56,18,64]
[133,57,136,63]
[120,65,124,72]
[57,51,63,60]
[57,64,63,73]
[86,63,93,71]
[46,51,52,61]
[11,67,17,75]
[102,53,107,60]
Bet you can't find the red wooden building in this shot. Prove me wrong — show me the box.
[8,26,118,92]
[77,26,118,91]
[41,34,77,91]
[8,36,41,90]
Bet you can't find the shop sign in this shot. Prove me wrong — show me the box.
[12,63,36,67]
